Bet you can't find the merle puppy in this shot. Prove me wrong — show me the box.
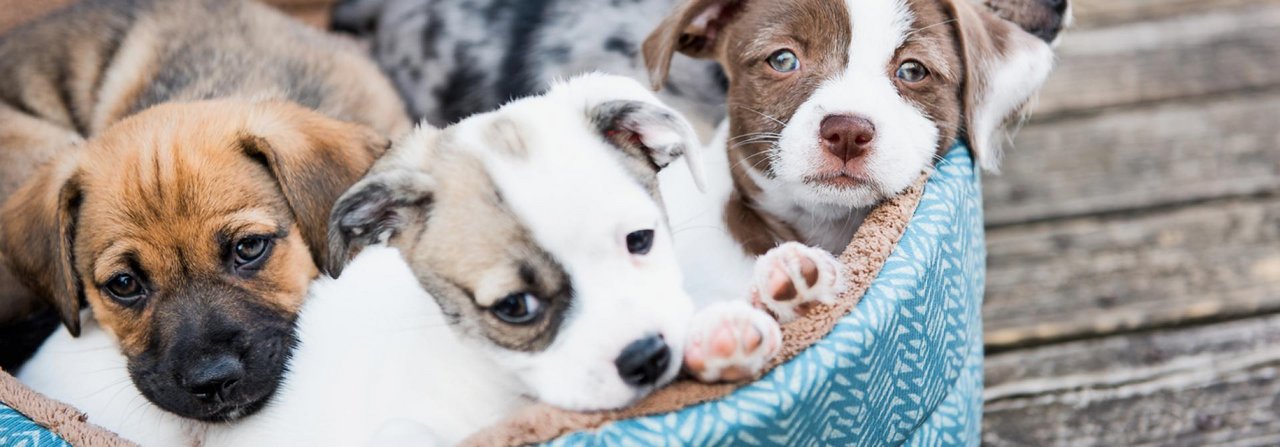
[333,0,727,136]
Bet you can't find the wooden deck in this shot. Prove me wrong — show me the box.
[981,0,1280,444]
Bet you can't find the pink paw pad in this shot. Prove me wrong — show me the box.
[750,242,846,323]
[683,302,782,383]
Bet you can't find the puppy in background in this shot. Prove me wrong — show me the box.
[331,0,727,137]
[1,0,408,422]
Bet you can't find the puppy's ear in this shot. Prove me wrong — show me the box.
[326,171,435,276]
[590,99,706,191]
[948,0,1058,172]
[982,0,1072,44]
[641,0,744,90]
[326,127,439,276]
[239,104,390,275]
[0,155,86,336]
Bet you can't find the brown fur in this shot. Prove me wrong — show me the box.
[2,99,386,352]
[0,0,409,327]
[643,0,1051,254]
[332,131,574,353]
[1,100,388,420]
[401,147,572,353]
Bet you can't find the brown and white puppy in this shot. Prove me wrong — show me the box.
[645,0,1069,254]
[0,0,407,421]
[635,0,1069,381]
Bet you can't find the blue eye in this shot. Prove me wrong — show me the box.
[895,60,930,83]
[767,49,800,73]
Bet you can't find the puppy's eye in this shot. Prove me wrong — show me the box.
[896,60,930,83]
[233,236,272,267]
[626,229,655,255]
[491,292,542,325]
[104,273,145,305]
[767,49,800,73]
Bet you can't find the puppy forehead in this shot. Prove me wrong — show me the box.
[846,0,914,68]
[75,124,290,265]
[461,107,661,240]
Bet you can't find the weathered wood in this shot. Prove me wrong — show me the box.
[983,315,1280,446]
[1070,0,1280,29]
[1031,4,1280,118]
[983,195,1280,349]
[986,90,1280,225]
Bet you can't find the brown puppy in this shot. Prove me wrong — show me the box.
[0,0,407,421]
[3,100,388,421]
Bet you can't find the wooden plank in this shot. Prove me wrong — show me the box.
[985,90,1280,225]
[1031,4,1280,118]
[1070,0,1280,29]
[983,315,1280,446]
[983,195,1280,349]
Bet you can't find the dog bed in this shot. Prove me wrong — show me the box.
[0,144,983,446]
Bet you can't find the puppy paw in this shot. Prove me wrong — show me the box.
[683,302,782,383]
[750,242,846,323]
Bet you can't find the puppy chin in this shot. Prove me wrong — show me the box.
[501,328,687,412]
[768,138,934,213]
[521,354,683,412]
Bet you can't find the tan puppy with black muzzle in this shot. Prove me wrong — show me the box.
[1,0,408,422]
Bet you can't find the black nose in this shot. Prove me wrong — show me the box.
[181,354,245,401]
[614,335,671,387]
[820,114,876,163]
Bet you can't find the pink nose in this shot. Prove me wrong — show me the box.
[820,115,875,163]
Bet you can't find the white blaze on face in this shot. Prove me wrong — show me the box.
[445,87,694,410]
[767,0,939,212]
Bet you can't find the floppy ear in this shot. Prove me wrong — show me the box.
[238,104,391,275]
[326,128,439,277]
[590,99,706,191]
[948,0,1059,172]
[641,0,744,90]
[0,155,86,336]
[982,0,1072,44]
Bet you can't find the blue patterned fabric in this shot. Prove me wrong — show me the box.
[546,144,986,447]
[0,403,70,447]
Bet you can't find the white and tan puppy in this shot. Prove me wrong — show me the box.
[231,74,727,445]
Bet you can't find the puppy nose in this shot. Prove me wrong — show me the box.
[182,354,245,401]
[820,114,876,162]
[614,335,671,387]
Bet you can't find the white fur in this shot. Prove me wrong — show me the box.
[970,41,1055,172]
[440,74,696,409]
[762,0,935,253]
[19,75,700,446]
[19,318,197,446]
[659,123,758,307]
[204,246,525,446]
